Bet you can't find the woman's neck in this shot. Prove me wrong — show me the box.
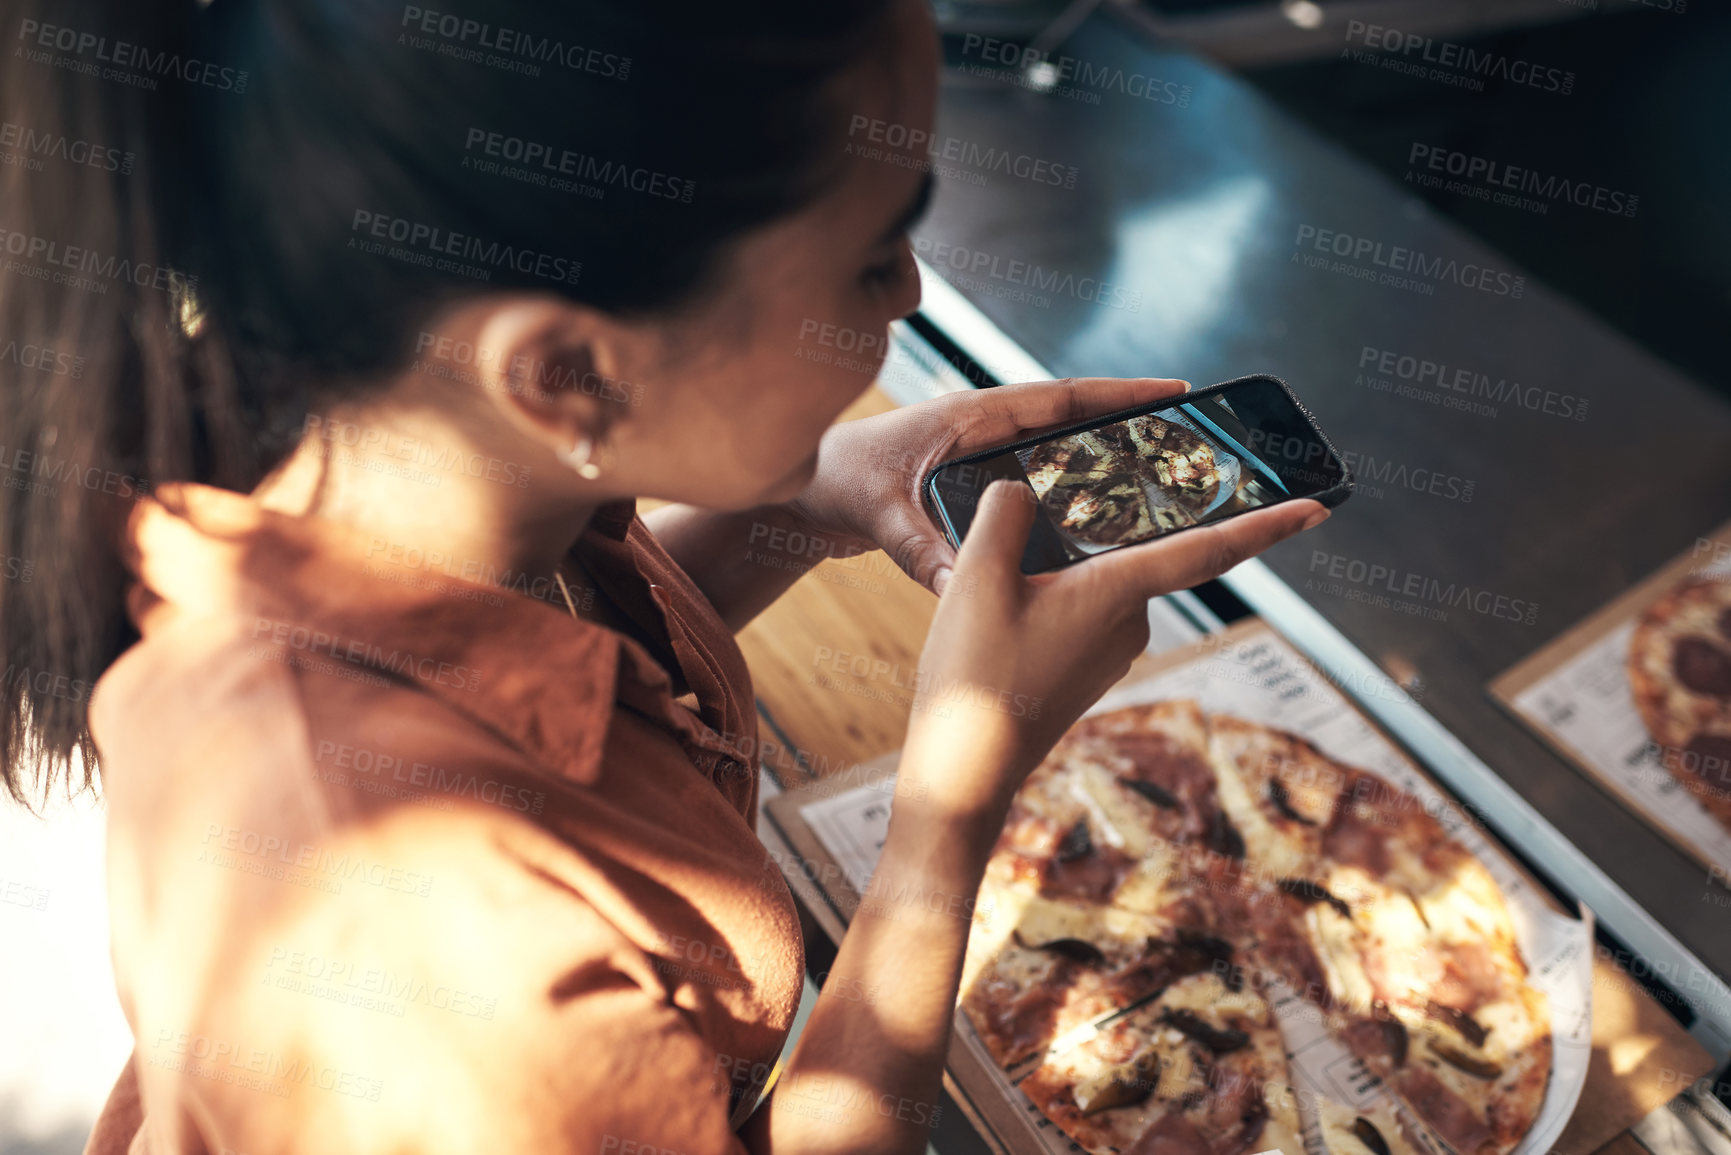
[253,398,601,590]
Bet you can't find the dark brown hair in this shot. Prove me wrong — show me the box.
[0,0,891,805]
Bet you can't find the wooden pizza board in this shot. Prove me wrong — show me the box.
[1489,517,1731,878]
[767,617,1713,1155]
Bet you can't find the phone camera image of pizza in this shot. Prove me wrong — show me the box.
[1017,416,1239,550]
[957,701,1551,1155]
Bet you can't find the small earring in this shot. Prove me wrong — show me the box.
[561,433,605,480]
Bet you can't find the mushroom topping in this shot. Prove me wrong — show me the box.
[1269,779,1317,826]
[1074,1050,1161,1117]
[1161,1008,1251,1054]
[1352,1117,1393,1155]
[1119,775,1182,811]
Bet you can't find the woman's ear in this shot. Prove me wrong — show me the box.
[457,296,634,464]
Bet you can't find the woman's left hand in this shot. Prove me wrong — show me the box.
[786,376,1194,595]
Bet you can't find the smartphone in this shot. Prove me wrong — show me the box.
[923,374,1352,575]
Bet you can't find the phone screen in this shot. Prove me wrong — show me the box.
[927,377,1348,574]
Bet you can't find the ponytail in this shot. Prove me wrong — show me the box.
[1,0,265,805]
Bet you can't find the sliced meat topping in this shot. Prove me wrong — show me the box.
[1682,733,1731,791]
[1116,734,1217,802]
[1220,1093,1270,1155]
[977,966,1079,1064]
[1124,1109,1215,1155]
[1323,793,1392,875]
[1277,877,1352,919]
[1042,839,1140,904]
[1396,1064,1495,1155]
[1428,940,1504,1014]
[1104,933,1233,1005]
[1236,897,1331,1004]
[1675,636,1731,697]
[1339,1012,1407,1070]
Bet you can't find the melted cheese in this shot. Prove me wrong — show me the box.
[1408,862,1517,954]
[1110,857,1182,915]
[1070,761,1159,855]
[1308,903,1376,1013]
[1161,971,1269,1022]
[1344,876,1435,1009]
[1469,995,1543,1054]
[1012,894,1163,953]
[1211,739,1303,873]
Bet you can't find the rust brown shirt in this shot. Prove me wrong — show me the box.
[82,483,804,1155]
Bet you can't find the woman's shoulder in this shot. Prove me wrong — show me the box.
[91,608,571,863]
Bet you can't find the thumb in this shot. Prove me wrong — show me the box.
[949,479,1038,592]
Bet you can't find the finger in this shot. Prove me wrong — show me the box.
[1090,499,1330,601]
[952,377,1192,452]
[949,480,1038,593]
[880,512,959,594]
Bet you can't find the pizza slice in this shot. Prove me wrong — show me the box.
[1017,971,1304,1155]
[1326,994,1548,1155]
[1307,882,1550,1155]
[987,702,1248,919]
[963,702,1246,1068]
[1294,775,1550,1155]
[960,876,1198,1069]
[1200,724,1548,1155]
[1206,713,1347,880]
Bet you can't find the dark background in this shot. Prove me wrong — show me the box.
[1240,3,1731,402]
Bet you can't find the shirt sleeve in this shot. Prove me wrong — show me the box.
[128,798,757,1155]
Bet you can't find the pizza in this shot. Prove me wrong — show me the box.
[1019,417,1227,548]
[957,702,1552,1155]
[1629,577,1731,827]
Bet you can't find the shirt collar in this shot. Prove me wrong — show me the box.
[119,483,694,786]
[588,499,637,542]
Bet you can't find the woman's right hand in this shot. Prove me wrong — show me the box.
[898,480,1329,823]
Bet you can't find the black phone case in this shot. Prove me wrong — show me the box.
[921,373,1355,562]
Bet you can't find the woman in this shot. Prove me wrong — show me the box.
[0,0,1328,1152]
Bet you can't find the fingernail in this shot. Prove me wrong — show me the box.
[1301,507,1331,531]
[1179,380,1193,392]
[933,567,953,596]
